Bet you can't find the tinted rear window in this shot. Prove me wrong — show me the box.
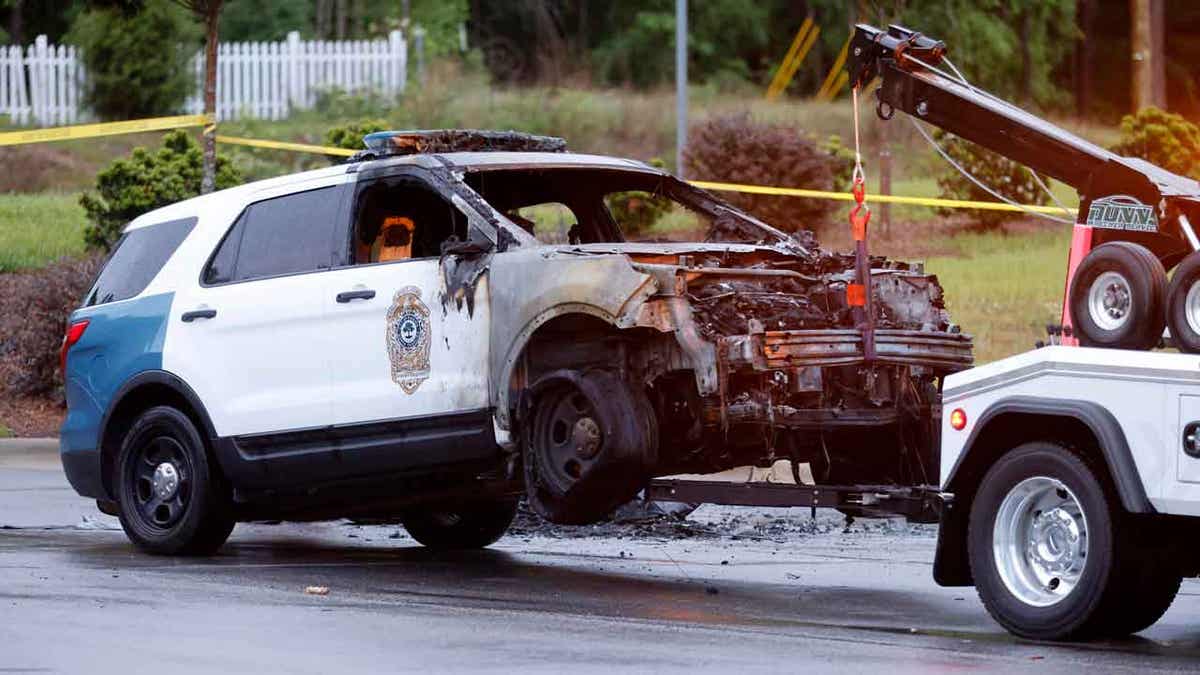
[204,186,344,284]
[86,217,196,307]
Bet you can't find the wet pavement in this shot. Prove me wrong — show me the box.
[3,453,1200,673]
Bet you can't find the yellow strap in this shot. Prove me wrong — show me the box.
[689,180,1078,215]
[215,134,357,156]
[0,114,212,146]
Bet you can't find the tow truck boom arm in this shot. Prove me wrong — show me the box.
[847,24,1200,257]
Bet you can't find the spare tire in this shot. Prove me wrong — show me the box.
[522,369,658,525]
[1069,242,1166,350]
[1166,251,1200,353]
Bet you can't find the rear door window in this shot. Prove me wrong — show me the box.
[85,217,196,306]
[204,186,346,284]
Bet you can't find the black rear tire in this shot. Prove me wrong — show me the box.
[968,442,1137,640]
[1069,242,1166,350]
[1166,251,1200,353]
[401,498,518,550]
[522,369,657,525]
[115,406,235,556]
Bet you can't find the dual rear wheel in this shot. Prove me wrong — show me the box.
[969,442,1181,640]
[1070,243,1200,352]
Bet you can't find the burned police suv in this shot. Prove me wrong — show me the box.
[61,130,971,554]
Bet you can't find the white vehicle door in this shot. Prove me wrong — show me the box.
[322,170,493,454]
[166,180,351,437]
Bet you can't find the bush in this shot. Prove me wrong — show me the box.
[1110,107,1200,178]
[66,0,200,120]
[0,254,105,399]
[325,118,390,151]
[80,130,243,252]
[932,130,1051,229]
[606,158,673,237]
[682,114,840,234]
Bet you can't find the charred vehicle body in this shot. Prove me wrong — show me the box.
[59,128,971,555]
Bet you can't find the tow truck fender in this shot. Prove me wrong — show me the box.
[933,395,1152,587]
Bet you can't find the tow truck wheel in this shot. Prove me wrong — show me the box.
[401,499,519,550]
[522,369,657,525]
[115,406,235,556]
[1069,242,1166,350]
[1166,252,1200,353]
[968,441,1133,640]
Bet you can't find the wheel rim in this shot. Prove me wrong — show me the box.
[992,476,1089,608]
[1185,280,1200,336]
[126,435,193,530]
[534,384,604,494]
[1088,271,1133,331]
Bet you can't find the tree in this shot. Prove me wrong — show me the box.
[65,1,198,119]
[173,0,223,194]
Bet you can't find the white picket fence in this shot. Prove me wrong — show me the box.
[1,35,83,126]
[0,30,406,126]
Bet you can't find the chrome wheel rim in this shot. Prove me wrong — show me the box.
[992,477,1088,607]
[1185,281,1200,336]
[1088,271,1132,331]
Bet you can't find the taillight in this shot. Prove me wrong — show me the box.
[949,408,968,431]
[60,320,90,374]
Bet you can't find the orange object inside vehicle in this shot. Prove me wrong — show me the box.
[377,216,414,262]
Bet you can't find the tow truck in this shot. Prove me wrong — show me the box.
[649,23,1200,641]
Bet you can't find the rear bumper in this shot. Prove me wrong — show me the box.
[60,374,106,499]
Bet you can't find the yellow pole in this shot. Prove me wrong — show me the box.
[768,23,820,101]
[816,36,851,101]
[766,17,813,99]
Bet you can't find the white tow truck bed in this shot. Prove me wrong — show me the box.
[934,344,1200,641]
[941,345,1200,517]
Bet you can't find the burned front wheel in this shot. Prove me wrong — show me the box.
[522,369,657,525]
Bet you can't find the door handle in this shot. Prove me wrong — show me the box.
[1184,422,1200,458]
[336,289,376,303]
[181,309,217,322]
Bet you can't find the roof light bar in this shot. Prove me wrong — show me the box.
[352,129,568,162]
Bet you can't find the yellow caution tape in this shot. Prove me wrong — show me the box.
[0,114,211,146]
[215,134,357,157]
[689,180,1078,215]
[1,114,1072,215]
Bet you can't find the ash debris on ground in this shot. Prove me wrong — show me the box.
[506,501,936,543]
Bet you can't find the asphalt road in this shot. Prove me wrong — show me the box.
[4,452,1200,674]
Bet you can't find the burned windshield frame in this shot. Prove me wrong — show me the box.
[460,165,786,247]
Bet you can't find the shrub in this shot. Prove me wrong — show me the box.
[606,158,673,237]
[325,118,390,151]
[65,0,200,120]
[932,129,1051,229]
[0,254,105,399]
[818,135,857,193]
[1110,107,1200,178]
[80,130,242,252]
[683,114,839,234]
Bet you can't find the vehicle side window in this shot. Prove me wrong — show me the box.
[350,177,467,264]
[204,186,343,285]
[85,217,196,307]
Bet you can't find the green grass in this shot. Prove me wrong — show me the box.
[0,193,88,272]
[0,423,12,438]
[926,228,1072,363]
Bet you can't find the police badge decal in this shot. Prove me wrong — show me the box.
[386,286,431,394]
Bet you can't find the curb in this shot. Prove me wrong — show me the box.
[0,438,59,456]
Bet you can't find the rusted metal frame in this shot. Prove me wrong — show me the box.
[645,479,944,521]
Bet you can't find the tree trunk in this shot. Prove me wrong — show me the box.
[8,0,24,47]
[201,5,220,195]
[1130,0,1153,111]
[336,0,348,40]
